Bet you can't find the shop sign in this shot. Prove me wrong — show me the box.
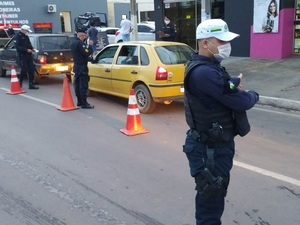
[33,22,53,33]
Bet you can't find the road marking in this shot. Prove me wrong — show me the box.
[253,107,300,118]
[234,160,300,187]
[2,87,299,187]
[0,87,59,107]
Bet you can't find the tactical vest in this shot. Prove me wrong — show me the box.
[184,60,235,142]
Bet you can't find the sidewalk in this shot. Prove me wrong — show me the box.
[222,57,300,111]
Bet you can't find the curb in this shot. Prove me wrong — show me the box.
[258,96,300,111]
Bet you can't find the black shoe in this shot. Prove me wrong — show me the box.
[81,103,94,109]
[29,85,39,90]
[77,102,82,107]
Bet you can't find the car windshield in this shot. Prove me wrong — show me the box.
[155,45,194,64]
[77,18,89,26]
[39,36,71,50]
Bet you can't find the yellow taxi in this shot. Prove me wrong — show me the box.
[87,41,195,113]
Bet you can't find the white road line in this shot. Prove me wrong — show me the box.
[2,87,299,187]
[0,87,59,108]
[253,106,300,118]
[234,160,300,187]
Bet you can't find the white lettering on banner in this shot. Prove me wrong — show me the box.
[0,1,15,6]
[6,13,18,18]
[18,20,28,24]
[0,8,20,12]
[0,1,30,25]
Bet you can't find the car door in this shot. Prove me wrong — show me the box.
[137,24,155,41]
[105,28,118,44]
[111,45,140,97]
[88,45,119,93]
[0,38,17,70]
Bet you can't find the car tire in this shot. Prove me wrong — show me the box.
[0,67,6,77]
[134,84,156,114]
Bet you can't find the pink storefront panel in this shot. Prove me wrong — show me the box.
[250,8,295,59]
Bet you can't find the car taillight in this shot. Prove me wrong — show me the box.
[115,31,120,36]
[38,55,47,64]
[155,66,168,80]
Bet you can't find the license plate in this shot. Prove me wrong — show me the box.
[56,66,68,71]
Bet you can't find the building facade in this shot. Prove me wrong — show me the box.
[1,0,299,59]
[0,0,108,34]
[153,0,300,59]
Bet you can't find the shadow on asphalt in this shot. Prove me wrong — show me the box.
[1,73,66,86]
[93,92,184,115]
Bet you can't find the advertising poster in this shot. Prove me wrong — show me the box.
[253,0,280,33]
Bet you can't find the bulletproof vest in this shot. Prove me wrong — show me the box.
[184,60,235,142]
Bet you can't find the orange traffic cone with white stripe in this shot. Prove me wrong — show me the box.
[57,77,78,111]
[120,89,149,136]
[6,65,25,95]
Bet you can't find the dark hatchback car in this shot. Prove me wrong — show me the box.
[0,33,73,79]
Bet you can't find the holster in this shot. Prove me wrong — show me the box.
[195,168,228,199]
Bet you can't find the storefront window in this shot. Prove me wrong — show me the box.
[293,0,300,53]
[162,0,224,49]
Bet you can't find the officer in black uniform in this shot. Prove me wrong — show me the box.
[71,28,94,109]
[7,24,15,37]
[14,25,39,89]
[183,19,259,225]
[158,16,177,41]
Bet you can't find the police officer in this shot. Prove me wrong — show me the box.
[15,25,39,89]
[71,28,94,109]
[158,16,177,41]
[7,24,15,37]
[183,19,259,225]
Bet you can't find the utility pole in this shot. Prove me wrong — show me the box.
[130,0,138,41]
[201,0,211,22]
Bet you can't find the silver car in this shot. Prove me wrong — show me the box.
[115,23,155,43]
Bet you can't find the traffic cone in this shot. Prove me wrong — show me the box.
[57,77,78,111]
[6,65,25,95]
[120,89,149,136]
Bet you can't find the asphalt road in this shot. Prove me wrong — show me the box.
[0,75,299,225]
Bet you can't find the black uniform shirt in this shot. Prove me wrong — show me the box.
[14,31,34,56]
[70,37,93,65]
[160,22,177,41]
[187,54,259,112]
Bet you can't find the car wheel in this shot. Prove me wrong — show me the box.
[0,67,6,77]
[134,84,156,114]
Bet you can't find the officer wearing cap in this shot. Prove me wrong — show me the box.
[71,28,94,108]
[158,16,177,41]
[183,19,259,225]
[15,25,39,89]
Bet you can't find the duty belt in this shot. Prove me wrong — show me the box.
[186,129,228,148]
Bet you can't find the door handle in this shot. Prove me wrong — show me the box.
[131,71,138,74]
[105,69,110,72]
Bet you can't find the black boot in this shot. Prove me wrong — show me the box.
[29,84,39,90]
[81,99,94,109]
[76,97,82,107]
